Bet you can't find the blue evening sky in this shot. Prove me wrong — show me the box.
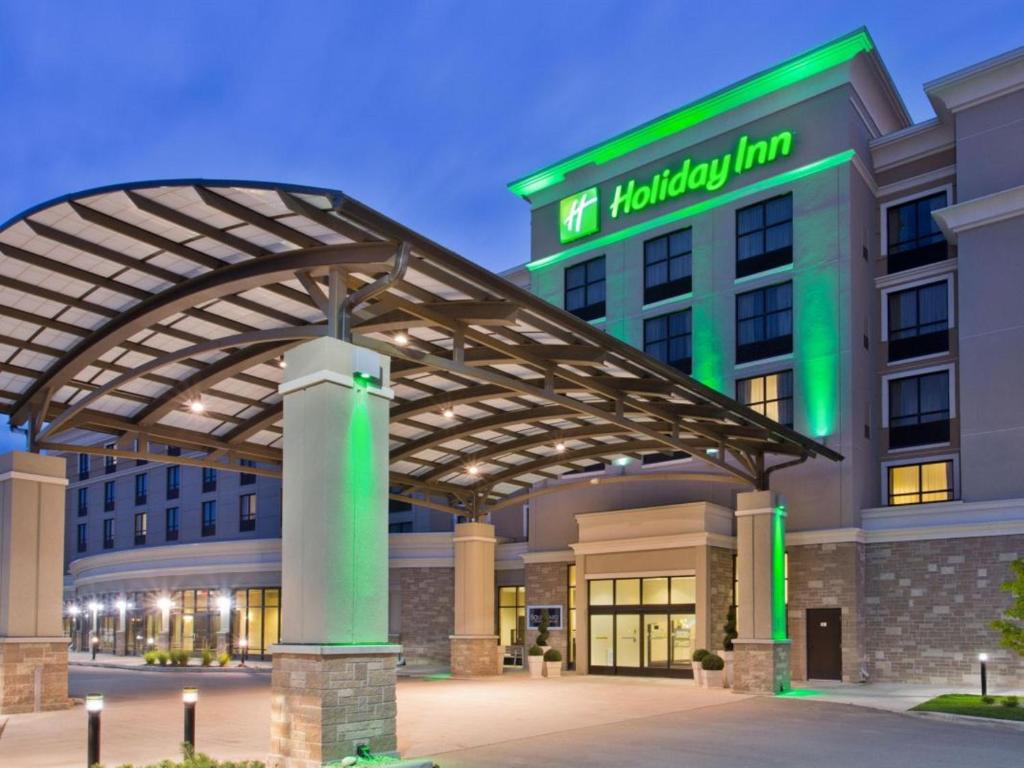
[0,1,1020,451]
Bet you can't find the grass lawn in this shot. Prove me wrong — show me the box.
[913,694,1024,722]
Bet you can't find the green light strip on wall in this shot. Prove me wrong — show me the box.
[772,507,788,641]
[508,30,872,198]
[526,149,855,272]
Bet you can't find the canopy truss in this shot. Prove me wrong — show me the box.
[0,180,841,516]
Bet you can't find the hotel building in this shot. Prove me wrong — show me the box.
[57,29,1024,685]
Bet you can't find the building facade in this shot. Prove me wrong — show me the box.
[61,29,1024,685]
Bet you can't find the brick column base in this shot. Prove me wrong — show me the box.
[268,644,401,768]
[449,635,500,677]
[732,639,790,694]
[0,638,71,714]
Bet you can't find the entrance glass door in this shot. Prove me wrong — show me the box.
[617,615,640,669]
[670,614,696,671]
[644,615,669,670]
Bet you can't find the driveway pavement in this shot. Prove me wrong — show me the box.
[1,668,1021,767]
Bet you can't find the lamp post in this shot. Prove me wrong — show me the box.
[68,605,81,651]
[88,601,101,655]
[114,599,132,656]
[979,652,988,696]
[215,595,231,657]
[157,596,172,652]
[85,693,103,767]
[182,687,198,751]
[239,637,248,667]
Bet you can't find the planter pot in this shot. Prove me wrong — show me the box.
[703,669,724,688]
[545,661,562,678]
[691,662,704,686]
[721,651,734,688]
[527,656,544,678]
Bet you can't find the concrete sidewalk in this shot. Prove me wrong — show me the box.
[68,650,272,671]
[789,679,1024,713]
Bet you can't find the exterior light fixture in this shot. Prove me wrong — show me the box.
[88,601,101,613]
[187,398,205,414]
[216,595,231,613]
[555,441,566,453]
[353,370,382,388]
[86,693,104,712]
[467,464,480,476]
[979,652,989,696]
[442,407,455,419]
[183,687,198,750]
[613,456,632,467]
[705,447,720,456]
[277,357,287,369]
[68,605,81,616]
[157,596,172,612]
[239,637,248,666]
[86,694,103,767]
[393,332,409,346]
[114,599,127,612]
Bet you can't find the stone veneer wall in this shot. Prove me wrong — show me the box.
[391,567,453,668]
[0,641,69,714]
[865,534,1024,685]
[733,641,790,694]
[708,546,734,655]
[525,561,570,661]
[787,542,865,682]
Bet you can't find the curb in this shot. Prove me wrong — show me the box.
[70,661,271,674]
[908,710,1024,731]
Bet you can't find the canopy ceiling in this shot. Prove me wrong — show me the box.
[0,180,841,514]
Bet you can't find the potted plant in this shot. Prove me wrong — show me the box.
[722,605,737,688]
[702,652,725,688]
[543,648,562,678]
[536,610,551,651]
[692,648,709,686]
[527,644,545,678]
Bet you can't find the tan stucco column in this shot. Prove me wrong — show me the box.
[733,490,790,694]
[268,337,401,768]
[450,521,500,676]
[0,452,71,713]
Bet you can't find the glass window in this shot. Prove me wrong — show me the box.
[134,473,148,504]
[202,466,217,493]
[615,578,641,605]
[590,614,614,667]
[736,194,792,278]
[736,282,792,363]
[167,445,181,457]
[239,494,256,532]
[564,256,606,321]
[589,579,614,606]
[737,370,793,427]
[644,228,692,304]
[77,487,88,517]
[644,309,692,374]
[887,192,947,255]
[497,586,526,645]
[134,512,147,546]
[77,523,87,553]
[642,577,669,605]
[201,500,217,537]
[166,465,180,499]
[889,371,951,448]
[165,507,179,541]
[104,480,116,512]
[78,453,90,480]
[388,521,413,533]
[239,459,256,486]
[670,576,696,604]
[102,518,115,549]
[104,446,117,474]
[889,461,954,505]
[888,282,949,361]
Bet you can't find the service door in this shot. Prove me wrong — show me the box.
[806,608,842,680]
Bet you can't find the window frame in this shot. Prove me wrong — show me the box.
[102,518,115,550]
[564,255,606,322]
[883,457,957,506]
[643,228,693,305]
[883,364,955,451]
[643,308,692,375]
[165,507,180,542]
[78,453,90,481]
[736,369,794,428]
[735,281,793,364]
[134,512,148,546]
[103,480,116,512]
[735,193,793,279]
[201,500,217,537]
[201,466,217,493]
[134,473,148,505]
[881,186,951,273]
[239,458,256,486]
[77,487,88,517]
[166,465,180,499]
[881,273,954,364]
[239,493,257,532]
[77,522,88,553]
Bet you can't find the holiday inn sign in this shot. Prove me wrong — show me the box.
[558,129,795,243]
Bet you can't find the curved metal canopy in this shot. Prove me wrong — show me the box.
[0,180,841,514]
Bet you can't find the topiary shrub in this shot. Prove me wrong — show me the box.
[982,695,995,705]
[217,652,230,667]
[543,648,562,663]
[156,651,170,666]
[143,650,157,666]
[723,605,737,652]
[201,649,214,667]
[692,648,709,663]
[528,644,544,657]
[536,610,550,647]
[701,653,725,671]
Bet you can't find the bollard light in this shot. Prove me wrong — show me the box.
[86,693,103,767]
[182,687,198,750]
[979,652,989,696]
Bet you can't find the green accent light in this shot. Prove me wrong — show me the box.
[508,30,873,198]
[772,506,788,641]
[798,266,839,438]
[559,186,600,243]
[527,149,855,272]
[776,688,821,698]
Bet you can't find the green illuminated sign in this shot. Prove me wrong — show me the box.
[559,186,600,243]
[609,130,793,220]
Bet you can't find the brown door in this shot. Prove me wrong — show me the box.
[806,608,842,680]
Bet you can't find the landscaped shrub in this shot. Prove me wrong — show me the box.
[201,650,214,667]
[701,653,725,671]
[156,651,170,666]
[543,648,562,663]
[536,610,550,647]
[528,644,544,656]
[722,605,737,652]
[171,650,190,667]
[95,742,265,767]
[982,695,995,704]
[692,648,709,663]
[217,652,230,667]
[1002,695,1020,708]
[143,651,157,666]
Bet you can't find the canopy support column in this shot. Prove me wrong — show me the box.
[450,521,501,676]
[269,337,400,767]
[0,452,71,713]
[732,489,790,694]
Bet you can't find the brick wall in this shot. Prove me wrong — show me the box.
[391,567,453,668]
[708,546,734,654]
[788,542,865,682]
[865,534,1024,685]
[0,641,70,714]
[525,561,570,661]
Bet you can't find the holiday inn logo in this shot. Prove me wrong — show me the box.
[559,186,600,243]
